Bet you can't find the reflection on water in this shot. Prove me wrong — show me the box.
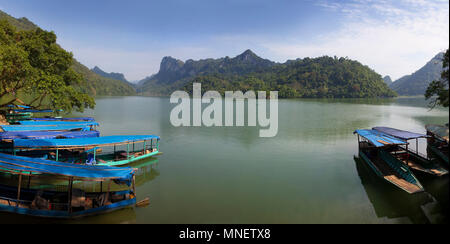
[354,156,448,224]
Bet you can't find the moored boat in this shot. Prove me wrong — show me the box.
[31,117,95,122]
[0,122,98,132]
[425,124,449,165]
[0,153,138,219]
[354,129,424,194]
[373,127,448,176]
[11,135,161,166]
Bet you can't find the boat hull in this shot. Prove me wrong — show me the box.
[359,149,424,194]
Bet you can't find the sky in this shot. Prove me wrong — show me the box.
[0,0,449,81]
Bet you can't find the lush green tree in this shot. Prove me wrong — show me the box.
[0,20,94,113]
[425,49,449,108]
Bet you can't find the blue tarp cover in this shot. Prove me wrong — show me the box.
[354,129,407,147]
[0,153,135,180]
[0,131,100,140]
[12,109,54,113]
[373,127,428,140]
[6,105,30,109]
[18,121,99,126]
[1,124,92,132]
[14,135,160,148]
[32,117,95,122]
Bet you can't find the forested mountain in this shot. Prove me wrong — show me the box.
[2,9,396,99]
[0,10,136,96]
[137,49,276,96]
[138,51,396,98]
[390,52,445,96]
[92,66,129,84]
[383,76,392,85]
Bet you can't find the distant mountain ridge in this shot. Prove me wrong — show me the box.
[390,52,445,95]
[137,49,276,95]
[0,10,136,96]
[137,50,396,98]
[383,76,393,85]
[91,66,134,85]
[1,9,397,99]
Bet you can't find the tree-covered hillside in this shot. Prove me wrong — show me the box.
[0,10,136,96]
[182,56,396,98]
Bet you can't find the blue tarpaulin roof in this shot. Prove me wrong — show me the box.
[354,129,407,147]
[14,135,160,148]
[12,109,54,113]
[1,124,93,132]
[32,117,95,122]
[6,105,30,109]
[373,127,428,140]
[0,153,135,181]
[0,131,100,140]
[18,121,99,126]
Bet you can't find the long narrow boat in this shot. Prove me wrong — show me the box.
[425,124,449,165]
[0,123,98,132]
[31,117,95,122]
[354,129,424,194]
[0,131,100,141]
[0,153,137,219]
[0,131,100,153]
[12,135,161,166]
[373,127,448,176]
[18,120,98,126]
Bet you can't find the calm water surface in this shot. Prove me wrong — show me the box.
[1,97,448,224]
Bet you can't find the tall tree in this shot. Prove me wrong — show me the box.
[0,20,94,114]
[425,49,449,108]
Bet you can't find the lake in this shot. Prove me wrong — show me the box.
[1,96,448,224]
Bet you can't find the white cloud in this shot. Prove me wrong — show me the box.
[262,0,449,80]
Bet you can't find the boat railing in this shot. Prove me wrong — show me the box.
[0,195,68,210]
[399,145,429,160]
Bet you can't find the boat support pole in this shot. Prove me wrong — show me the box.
[406,144,409,166]
[416,138,418,155]
[68,177,73,213]
[17,173,22,207]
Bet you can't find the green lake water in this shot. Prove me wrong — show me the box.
[1,96,448,224]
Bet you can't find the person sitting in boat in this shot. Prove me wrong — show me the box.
[85,153,96,165]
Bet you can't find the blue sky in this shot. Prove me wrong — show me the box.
[1,0,449,81]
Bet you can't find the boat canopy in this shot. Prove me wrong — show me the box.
[0,131,100,140]
[426,124,449,143]
[354,129,407,147]
[13,135,161,149]
[373,127,429,140]
[18,121,99,126]
[12,109,54,113]
[0,153,135,181]
[32,117,95,122]
[1,124,93,132]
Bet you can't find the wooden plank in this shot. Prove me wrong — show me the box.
[384,175,422,193]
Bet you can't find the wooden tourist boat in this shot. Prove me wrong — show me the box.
[354,129,424,194]
[0,122,98,132]
[11,135,161,167]
[31,117,95,122]
[0,153,138,219]
[373,127,448,176]
[425,124,449,165]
